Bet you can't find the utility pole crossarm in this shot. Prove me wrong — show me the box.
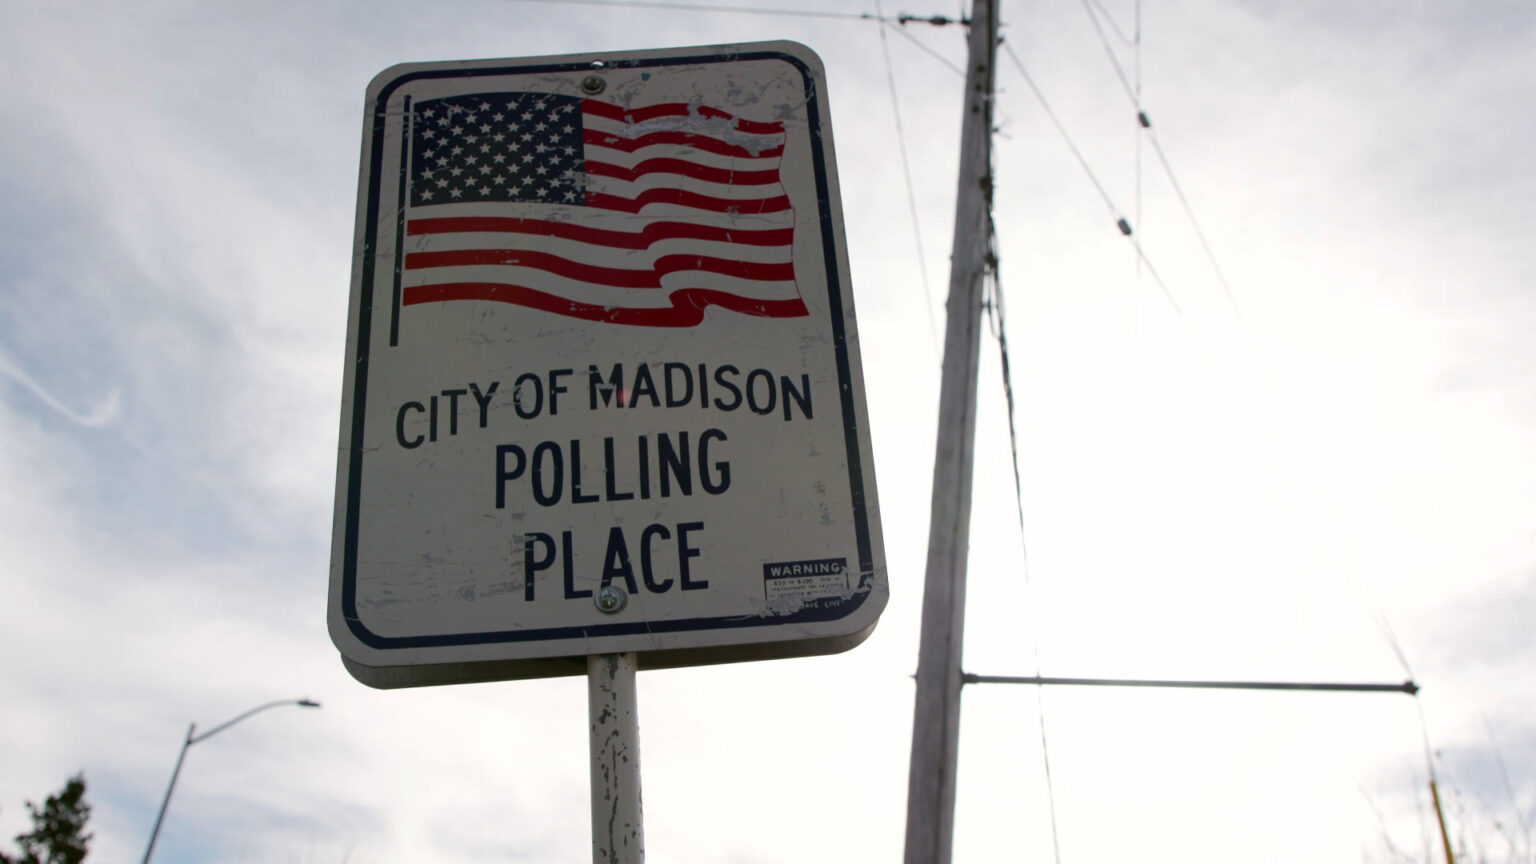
[962,674,1420,695]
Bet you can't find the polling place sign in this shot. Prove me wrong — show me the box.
[328,42,886,687]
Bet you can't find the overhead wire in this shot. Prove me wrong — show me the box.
[1144,127,1246,329]
[504,0,966,356]
[1086,0,1138,46]
[1482,714,1533,853]
[983,210,1064,864]
[992,14,1451,864]
[1076,17,1449,856]
[874,0,942,355]
[495,0,892,21]
[1076,0,1245,329]
[971,15,1063,856]
[1134,0,1142,287]
[1374,612,1417,683]
[925,15,1060,860]
[886,20,968,76]
[997,38,1182,314]
[1078,0,1139,108]
[1371,610,1461,864]
[1358,782,1419,864]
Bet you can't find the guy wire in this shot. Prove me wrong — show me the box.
[984,207,1064,864]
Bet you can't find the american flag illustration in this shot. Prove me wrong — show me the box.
[400,91,808,327]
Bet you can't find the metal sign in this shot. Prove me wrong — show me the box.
[329,41,886,687]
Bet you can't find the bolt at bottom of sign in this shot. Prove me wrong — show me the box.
[596,585,627,614]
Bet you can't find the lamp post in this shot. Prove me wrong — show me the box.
[141,698,321,864]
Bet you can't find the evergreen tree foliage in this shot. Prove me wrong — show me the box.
[1,774,92,864]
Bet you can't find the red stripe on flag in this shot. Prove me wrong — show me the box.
[585,189,791,214]
[581,99,786,136]
[407,216,793,249]
[403,283,808,327]
[583,157,780,186]
[583,128,784,160]
[404,249,795,288]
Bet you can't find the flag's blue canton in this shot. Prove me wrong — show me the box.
[409,93,585,208]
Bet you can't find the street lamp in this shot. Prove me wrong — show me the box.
[141,698,321,864]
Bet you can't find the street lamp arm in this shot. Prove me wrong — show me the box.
[189,698,320,745]
[142,697,320,864]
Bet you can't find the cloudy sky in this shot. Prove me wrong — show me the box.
[2,1,1533,862]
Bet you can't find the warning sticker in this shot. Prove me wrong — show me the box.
[763,557,849,601]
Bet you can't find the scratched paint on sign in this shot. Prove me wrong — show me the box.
[330,42,886,685]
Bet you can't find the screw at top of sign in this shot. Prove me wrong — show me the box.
[581,75,606,95]
[595,585,627,614]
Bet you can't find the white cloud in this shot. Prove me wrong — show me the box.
[1,1,1534,862]
[0,344,123,427]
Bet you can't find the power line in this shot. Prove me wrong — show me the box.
[495,0,891,20]
[1482,715,1533,851]
[886,18,967,76]
[498,0,972,35]
[998,38,1182,314]
[1078,0,1139,108]
[1086,0,1138,46]
[897,12,966,25]
[1074,0,1246,329]
[874,0,941,355]
[497,1,963,356]
[1003,41,1116,213]
[1374,611,1416,682]
[1143,124,1246,328]
[1134,0,1142,286]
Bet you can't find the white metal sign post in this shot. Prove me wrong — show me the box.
[332,42,885,862]
[588,652,643,861]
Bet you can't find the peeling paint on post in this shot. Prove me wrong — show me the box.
[589,653,643,864]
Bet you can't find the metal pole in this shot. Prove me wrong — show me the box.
[963,674,1420,695]
[903,2,999,863]
[141,723,195,864]
[1430,779,1457,864]
[140,699,319,863]
[589,652,643,864]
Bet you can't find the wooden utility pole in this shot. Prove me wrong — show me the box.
[903,2,999,862]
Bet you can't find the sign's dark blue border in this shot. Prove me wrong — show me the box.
[343,50,874,650]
